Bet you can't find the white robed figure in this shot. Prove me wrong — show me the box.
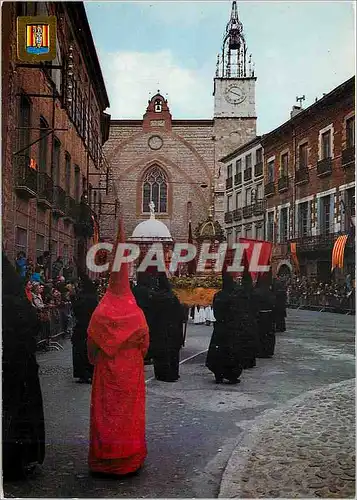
[198,306,205,324]
[193,306,200,324]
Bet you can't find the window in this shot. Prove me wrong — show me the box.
[235,226,242,241]
[256,224,264,240]
[227,195,232,212]
[15,227,27,254]
[298,202,309,237]
[52,240,58,259]
[267,212,274,241]
[227,164,232,179]
[245,187,252,206]
[36,234,45,260]
[299,143,308,170]
[267,160,274,182]
[256,183,263,200]
[65,153,71,194]
[346,188,355,217]
[280,152,288,177]
[236,191,242,208]
[321,130,331,159]
[256,148,262,164]
[19,95,31,155]
[142,166,168,213]
[52,137,61,185]
[320,195,331,235]
[346,116,355,148]
[280,208,288,242]
[245,226,252,239]
[38,117,48,173]
[235,159,242,175]
[245,154,252,170]
[74,166,80,202]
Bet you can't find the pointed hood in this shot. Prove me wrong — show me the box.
[108,217,131,297]
[87,217,149,358]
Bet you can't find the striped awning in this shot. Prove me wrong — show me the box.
[331,234,348,271]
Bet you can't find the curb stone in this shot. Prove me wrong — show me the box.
[219,379,355,499]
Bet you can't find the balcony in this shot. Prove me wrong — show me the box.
[295,167,309,185]
[342,146,355,168]
[224,211,233,224]
[317,157,332,177]
[14,155,38,198]
[265,181,275,197]
[64,195,77,222]
[254,162,263,177]
[52,185,66,216]
[37,172,53,209]
[290,233,348,253]
[253,200,266,216]
[226,177,233,190]
[242,205,253,219]
[278,175,289,192]
[233,208,242,221]
[244,167,252,182]
[234,173,242,186]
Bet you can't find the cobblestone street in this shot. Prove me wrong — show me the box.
[3,309,355,498]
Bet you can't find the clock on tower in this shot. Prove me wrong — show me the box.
[213,1,256,119]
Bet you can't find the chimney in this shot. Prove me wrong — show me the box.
[290,105,303,118]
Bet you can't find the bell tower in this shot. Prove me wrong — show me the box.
[213,1,257,224]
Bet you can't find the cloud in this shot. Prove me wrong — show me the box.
[100,49,213,119]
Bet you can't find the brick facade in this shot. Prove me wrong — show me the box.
[262,77,355,281]
[2,2,109,267]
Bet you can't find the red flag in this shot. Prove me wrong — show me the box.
[238,238,273,282]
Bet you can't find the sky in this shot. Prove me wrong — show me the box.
[85,1,355,134]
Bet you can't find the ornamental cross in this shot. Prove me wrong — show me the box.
[149,201,155,218]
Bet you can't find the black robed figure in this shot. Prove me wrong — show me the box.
[71,274,98,383]
[2,252,45,479]
[254,271,276,358]
[235,265,259,369]
[206,273,243,384]
[132,272,156,364]
[272,278,287,332]
[149,272,184,382]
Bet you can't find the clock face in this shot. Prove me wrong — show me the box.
[225,85,246,105]
[148,135,163,150]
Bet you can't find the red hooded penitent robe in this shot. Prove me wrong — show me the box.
[87,288,149,475]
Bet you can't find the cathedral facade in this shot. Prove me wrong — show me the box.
[101,1,257,243]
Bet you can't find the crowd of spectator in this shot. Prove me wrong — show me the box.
[285,275,355,310]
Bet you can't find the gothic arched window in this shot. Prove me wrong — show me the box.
[142,166,168,214]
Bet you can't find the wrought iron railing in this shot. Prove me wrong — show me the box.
[317,157,332,177]
[295,167,309,184]
[254,162,263,177]
[53,185,66,214]
[244,167,252,181]
[278,175,289,192]
[37,172,53,205]
[265,181,275,196]
[342,147,355,167]
[242,205,253,218]
[14,155,38,195]
[233,208,242,221]
[234,173,242,186]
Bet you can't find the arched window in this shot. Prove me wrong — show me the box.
[154,99,162,112]
[142,166,168,214]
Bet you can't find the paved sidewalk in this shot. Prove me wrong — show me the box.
[219,379,355,499]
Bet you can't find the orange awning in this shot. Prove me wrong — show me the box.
[331,235,348,271]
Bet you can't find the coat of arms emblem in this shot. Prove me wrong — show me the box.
[17,16,57,62]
